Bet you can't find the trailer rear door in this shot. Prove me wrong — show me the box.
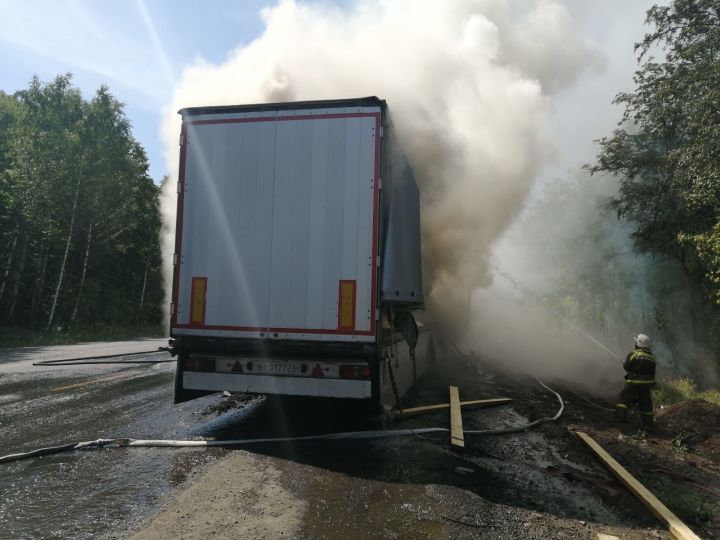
[172,105,381,343]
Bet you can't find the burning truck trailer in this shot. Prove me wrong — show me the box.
[169,97,432,412]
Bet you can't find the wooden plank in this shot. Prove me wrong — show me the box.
[596,534,620,540]
[449,386,464,449]
[398,397,512,416]
[576,432,700,540]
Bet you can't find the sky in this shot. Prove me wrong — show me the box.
[0,0,269,180]
[0,0,654,184]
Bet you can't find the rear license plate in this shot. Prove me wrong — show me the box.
[253,361,300,375]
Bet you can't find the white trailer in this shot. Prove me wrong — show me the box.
[169,97,430,410]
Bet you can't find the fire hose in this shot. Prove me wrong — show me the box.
[0,378,564,465]
[32,349,175,366]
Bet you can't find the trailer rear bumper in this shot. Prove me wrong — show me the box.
[183,371,372,399]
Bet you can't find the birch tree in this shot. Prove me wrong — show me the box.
[0,75,164,333]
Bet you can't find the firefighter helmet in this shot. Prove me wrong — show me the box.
[634,334,651,349]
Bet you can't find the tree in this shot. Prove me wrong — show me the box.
[0,75,164,335]
[589,0,720,303]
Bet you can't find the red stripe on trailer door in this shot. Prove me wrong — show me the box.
[171,124,188,326]
[370,114,380,336]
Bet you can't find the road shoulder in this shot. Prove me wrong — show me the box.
[127,450,305,539]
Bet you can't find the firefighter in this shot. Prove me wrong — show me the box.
[616,334,656,429]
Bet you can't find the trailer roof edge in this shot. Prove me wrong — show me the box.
[178,96,386,116]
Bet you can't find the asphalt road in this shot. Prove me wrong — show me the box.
[0,339,379,539]
[0,339,239,539]
[0,340,671,539]
[0,338,168,373]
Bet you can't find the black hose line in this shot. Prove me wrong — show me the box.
[0,379,564,465]
[33,350,173,367]
[33,359,177,366]
[0,443,79,464]
[464,378,564,435]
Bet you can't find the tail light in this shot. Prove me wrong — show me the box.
[186,356,216,372]
[340,365,372,379]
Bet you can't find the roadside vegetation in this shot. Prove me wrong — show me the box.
[654,378,720,407]
[508,1,720,381]
[588,1,720,352]
[590,1,720,303]
[0,323,165,349]
[0,75,164,346]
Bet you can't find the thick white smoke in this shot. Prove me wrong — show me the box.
[160,0,599,341]
[482,173,720,387]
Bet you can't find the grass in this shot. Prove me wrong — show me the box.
[671,429,693,453]
[0,323,166,349]
[653,377,720,407]
[656,479,720,525]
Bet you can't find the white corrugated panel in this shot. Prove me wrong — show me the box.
[173,107,380,342]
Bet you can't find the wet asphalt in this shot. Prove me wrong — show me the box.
[0,348,245,539]
[0,343,670,539]
[0,344,380,540]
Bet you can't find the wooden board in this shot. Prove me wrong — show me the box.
[596,534,620,540]
[397,397,512,416]
[576,432,700,540]
[449,386,464,449]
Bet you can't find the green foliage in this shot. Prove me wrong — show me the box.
[655,479,720,523]
[0,75,164,337]
[671,429,693,452]
[589,0,720,307]
[506,171,709,370]
[654,377,698,404]
[0,324,165,348]
[653,377,720,405]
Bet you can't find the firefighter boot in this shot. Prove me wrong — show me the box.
[615,404,628,422]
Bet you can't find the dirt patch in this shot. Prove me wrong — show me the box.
[656,399,720,456]
[562,389,720,537]
[199,392,258,416]
[127,450,305,539]
[286,462,448,539]
[125,355,719,539]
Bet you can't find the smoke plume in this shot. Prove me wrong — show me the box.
[161,0,600,341]
[482,173,720,388]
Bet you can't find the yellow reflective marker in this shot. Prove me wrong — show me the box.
[338,280,356,330]
[190,277,207,325]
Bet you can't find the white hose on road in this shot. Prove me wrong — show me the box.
[0,429,448,464]
[1,379,564,464]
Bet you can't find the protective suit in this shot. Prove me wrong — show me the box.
[616,334,656,428]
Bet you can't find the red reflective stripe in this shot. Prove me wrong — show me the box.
[188,112,380,125]
[171,124,188,326]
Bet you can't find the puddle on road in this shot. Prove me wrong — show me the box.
[0,365,250,540]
